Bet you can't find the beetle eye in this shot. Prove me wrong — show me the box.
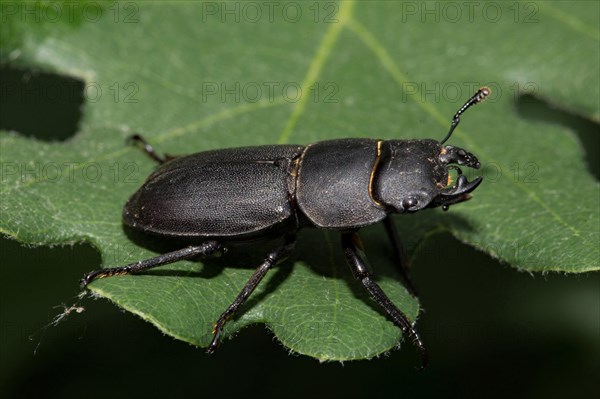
[402,197,418,210]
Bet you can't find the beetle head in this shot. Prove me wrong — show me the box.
[372,140,482,213]
[374,87,489,213]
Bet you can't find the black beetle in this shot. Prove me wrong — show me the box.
[82,87,490,366]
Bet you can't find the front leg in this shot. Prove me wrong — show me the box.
[383,216,418,297]
[341,232,428,368]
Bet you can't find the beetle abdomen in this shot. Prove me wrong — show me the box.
[123,145,303,238]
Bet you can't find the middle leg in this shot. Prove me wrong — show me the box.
[383,216,418,297]
[207,235,296,354]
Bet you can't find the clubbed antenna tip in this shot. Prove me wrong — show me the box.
[440,86,491,145]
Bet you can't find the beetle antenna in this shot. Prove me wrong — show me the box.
[440,86,491,145]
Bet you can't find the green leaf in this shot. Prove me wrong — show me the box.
[1,1,598,360]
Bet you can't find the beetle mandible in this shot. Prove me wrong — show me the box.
[82,87,490,366]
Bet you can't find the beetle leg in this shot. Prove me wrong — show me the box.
[342,232,428,368]
[80,241,223,288]
[383,217,418,298]
[208,235,296,354]
[128,134,176,164]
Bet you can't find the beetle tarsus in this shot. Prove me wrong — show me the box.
[127,133,177,164]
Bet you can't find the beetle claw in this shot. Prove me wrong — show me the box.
[428,176,483,210]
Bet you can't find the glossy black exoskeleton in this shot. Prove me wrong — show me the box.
[82,87,490,367]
